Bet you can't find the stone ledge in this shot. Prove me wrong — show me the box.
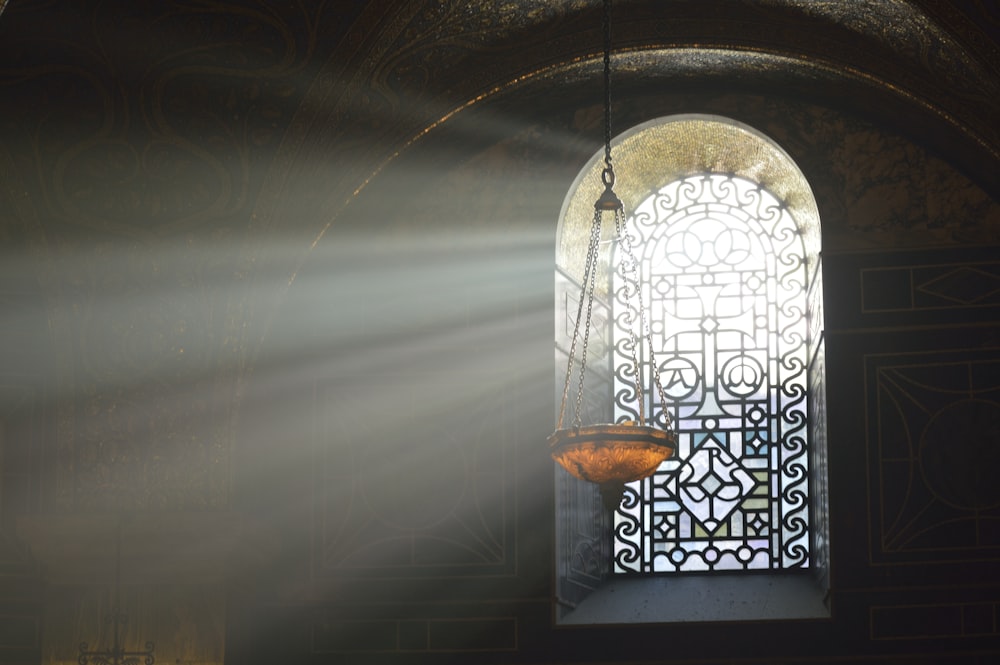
[557,572,830,625]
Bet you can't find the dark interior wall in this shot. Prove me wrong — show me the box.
[225,80,1000,663]
[0,1,998,664]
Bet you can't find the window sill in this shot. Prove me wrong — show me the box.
[557,572,830,625]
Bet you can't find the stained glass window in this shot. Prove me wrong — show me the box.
[612,172,810,574]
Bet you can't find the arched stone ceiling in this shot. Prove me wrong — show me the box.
[275,0,999,251]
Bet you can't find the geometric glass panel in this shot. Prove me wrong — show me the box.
[613,173,810,573]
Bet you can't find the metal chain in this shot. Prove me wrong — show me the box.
[645,317,674,431]
[572,209,604,428]
[613,209,644,425]
[615,209,673,431]
[603,0,613,171]
[556,206,604,430]
[557,0,616,431]
[558,0,675,433]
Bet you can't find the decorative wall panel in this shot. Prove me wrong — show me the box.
[862,262,1000,313]
[870,601,1000,641]
[867,351,1000,563]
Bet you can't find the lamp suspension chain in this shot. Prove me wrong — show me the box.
[556,202,603,430]
[603,0,613,175]
[547,0,676,511]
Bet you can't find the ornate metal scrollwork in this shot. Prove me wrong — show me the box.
[613,173,811,573]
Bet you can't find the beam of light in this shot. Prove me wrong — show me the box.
[1,225,559,535]
[233,226,558,519]
[0,1,605,646]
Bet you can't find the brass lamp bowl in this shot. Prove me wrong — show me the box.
[548,422,676,510]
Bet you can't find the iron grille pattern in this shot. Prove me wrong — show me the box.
[613,173,810,573]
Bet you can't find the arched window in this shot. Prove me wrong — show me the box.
[613,173,810,573]
[555,115,828,622]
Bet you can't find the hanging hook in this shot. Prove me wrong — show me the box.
[596,166,623,211]
[596,0,622,213]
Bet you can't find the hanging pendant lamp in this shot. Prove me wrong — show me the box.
[549,0,676,512]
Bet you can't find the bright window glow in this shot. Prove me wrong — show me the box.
[613,173,810,574]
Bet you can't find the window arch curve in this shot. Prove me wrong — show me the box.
[554,115,828,621]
